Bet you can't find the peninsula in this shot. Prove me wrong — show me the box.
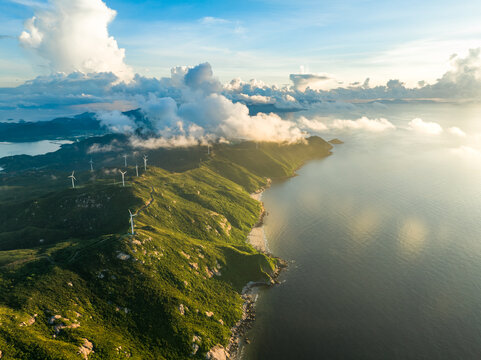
[0,136,332,359]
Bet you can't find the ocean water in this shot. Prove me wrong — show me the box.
[0,140,72,158]
[243,103,481,359]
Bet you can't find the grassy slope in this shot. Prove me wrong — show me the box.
[0,137,332,359]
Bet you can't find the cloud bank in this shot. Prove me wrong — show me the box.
[298,116,397,133]
[95,63,306,146]
[4,0,481,149]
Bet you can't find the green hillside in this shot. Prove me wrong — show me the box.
[0,136,332,359]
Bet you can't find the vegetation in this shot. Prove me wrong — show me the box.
[0,136,332,359]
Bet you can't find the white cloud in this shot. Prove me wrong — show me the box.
[87,141,121,153]
[90,63,306,146]
[289,73,339,91]
[235,93,274,105]
[96,110,135,133]
[138,94,180,132]
[129,135,201,149]
[200,17,229,25]
[448,126,466,137]
[329,117,396,132]
[179,93,304,143]
[19,0,133,82]
[298,116,328,132]
[407,118,443,135]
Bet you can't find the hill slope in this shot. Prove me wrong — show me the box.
[0,136,332,359]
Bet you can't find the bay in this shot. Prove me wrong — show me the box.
[243,103,481,360]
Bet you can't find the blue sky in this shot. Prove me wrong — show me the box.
[1,0,481,87]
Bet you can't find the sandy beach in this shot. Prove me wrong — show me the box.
[247,191,269,253]
[226,186,286,359]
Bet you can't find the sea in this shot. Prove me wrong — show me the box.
[242,102,481,360]
[0,140,72,159]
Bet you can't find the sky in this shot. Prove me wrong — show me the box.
[1,0,481,152]
[2,0,481,87]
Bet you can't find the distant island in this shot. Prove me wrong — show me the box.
[0,135,332,359]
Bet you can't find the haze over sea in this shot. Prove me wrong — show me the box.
[243,103,481,360]
[0,140,72,158]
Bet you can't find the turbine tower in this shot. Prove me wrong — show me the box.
[89,159,94,172]
[207,144,211,155]
[135,164,139,177]
[123,154,128,167]
[68,171,77,189]
[143,155,148,171]
[128,209,137,235]
[120,170,127,187]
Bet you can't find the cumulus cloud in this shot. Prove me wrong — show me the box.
[298,116,328,132]
[129,135,201,149]
[233,93,274,105]
[407,118,443,135]
[448,126,466,137]
[229,48,481,103]
[19,0,133,82]
[183,62,222,95]
[138,94,180,132]
[9,0,481,124]
[329,117,396,132]
[93,65,306,147]
[96,110,135,133]
[424,48,481,98]
[137,93,304,145]
[297,115,396,133]
[6,0,481,151]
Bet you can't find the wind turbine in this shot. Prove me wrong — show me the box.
[207,144,211,155]
[135,164,139,177]
[123,154,128,167]
[128,209,137,235]
[120,170,127,187]
[143,155,148,171]
[68,171,76,189]
[89,159,94,172]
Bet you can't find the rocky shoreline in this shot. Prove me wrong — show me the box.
[225,259,287,360]
[225,181,286,360]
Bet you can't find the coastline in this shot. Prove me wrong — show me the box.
[225,180,287,360]
[247,188,270,253]
[224,148,336,359]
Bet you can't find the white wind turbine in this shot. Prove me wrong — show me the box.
[68,171,77,189]
[120,170,127,187]
[135,164,139,177]
[89,159,94,172]
[143,155,148,171]
[128,209,137,235]
[207,144,211,155]
[123,154,128,167]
